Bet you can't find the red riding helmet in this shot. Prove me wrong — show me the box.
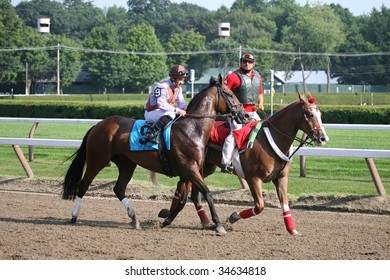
[169,65,189,78]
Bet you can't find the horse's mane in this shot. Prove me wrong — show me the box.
[269,100,301,119]
[186,78,218,111]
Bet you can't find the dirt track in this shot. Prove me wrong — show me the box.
[0,178,389,260]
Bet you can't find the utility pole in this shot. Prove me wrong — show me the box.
[25,62,29,95]
[56,43,60,95]
[270,69,274,115]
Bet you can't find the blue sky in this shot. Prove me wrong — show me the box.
[11,0,388,16]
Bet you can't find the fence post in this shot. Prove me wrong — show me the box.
[365,158,386,196]
[299,133,307,177]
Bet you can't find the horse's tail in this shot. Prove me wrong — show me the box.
[149,171,161,188]
[62,126,94,200]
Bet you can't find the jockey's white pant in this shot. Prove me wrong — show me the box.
[221,112,261,166]
[144,109,176,123]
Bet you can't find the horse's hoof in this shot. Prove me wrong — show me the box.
[202,222,212,229]
[158,209,171,218]
[229,212,241,224]
[290,229,301,236]
[216,225,227,235]
[70,217,77,224]
[131,220,141,230]
[160,220,170,228]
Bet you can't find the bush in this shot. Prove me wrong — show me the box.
[0,100,389,124]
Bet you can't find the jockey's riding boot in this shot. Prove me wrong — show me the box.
[221,163,234,174]
[143,123,160,143]
[143,115,173,143]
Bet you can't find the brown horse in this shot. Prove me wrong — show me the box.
[62,75,247,235]
[158,93,329,235]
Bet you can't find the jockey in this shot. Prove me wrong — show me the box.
[221,53,264,173]
[143,64,188,143]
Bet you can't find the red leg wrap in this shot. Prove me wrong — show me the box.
[283,210,296,233]
[240,207,261,219]
[195,205,210,226]
[169,193,180,212]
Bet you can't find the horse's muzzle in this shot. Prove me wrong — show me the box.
[313,129,329,146]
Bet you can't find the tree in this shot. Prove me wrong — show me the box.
[0,0,24,84]
[226,8,277,46]
[281,4,346,92]
[329,6,380,85]
[360,6,390,85]
[123,23,167,92]
[83,24,128,91]
[165,30,210,80]
[63,0,106,41]
[207,38,241,77]
[19,27,51,94]
[15,0,67,36]
[106,5,133,43]
[46,35,82,88]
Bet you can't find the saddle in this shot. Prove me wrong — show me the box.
[209,120,263,151]
[129,119,175,177]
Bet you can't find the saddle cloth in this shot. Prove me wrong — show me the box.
[209,120,263,150]
[129,120,172,151]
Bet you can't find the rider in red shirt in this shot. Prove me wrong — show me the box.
[221,53,264,173]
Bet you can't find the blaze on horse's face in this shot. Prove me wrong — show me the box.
[299,93,329,146]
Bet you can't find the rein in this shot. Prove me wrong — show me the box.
[184,84,237,119]
[185,113,232,119]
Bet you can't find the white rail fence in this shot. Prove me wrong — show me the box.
[0,118,389,196]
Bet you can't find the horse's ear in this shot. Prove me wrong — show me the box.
[218,74,223,85]
[306,91,316,104]
[298,92,307,103]
[209,76,217,86]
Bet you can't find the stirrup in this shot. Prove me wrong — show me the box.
[221,163,234,174]
[144,132,158,143]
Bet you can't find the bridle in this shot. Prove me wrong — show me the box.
[185,83,244,120]
[302,104,323,142]
[264,102,322,159]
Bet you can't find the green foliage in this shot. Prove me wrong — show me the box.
[2,0,390,88]
[47,36,82,88]
[83,24,129,90]
[282,4,346,65]
[105,6,133,41]
[1,93,389,124]
[18,27,50,83]
[166,30,210,79]
[14,0,66,36]
[61,0,106,40]
[0,0,24,84]
[124,23,167,91]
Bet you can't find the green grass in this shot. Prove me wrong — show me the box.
[0,122,389,198]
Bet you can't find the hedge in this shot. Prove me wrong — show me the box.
[0,102,389,124]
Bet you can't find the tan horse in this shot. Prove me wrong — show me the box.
[158,93,329,235]
[62,75,247,235]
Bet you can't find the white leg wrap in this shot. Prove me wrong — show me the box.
[121,198,135,218]
[281,204,290,212]
[72,196,83,218]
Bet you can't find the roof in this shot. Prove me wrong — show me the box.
[275,71,338,84]
[193,67,237,84]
